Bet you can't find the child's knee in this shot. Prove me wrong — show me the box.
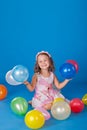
[43,103,52,110]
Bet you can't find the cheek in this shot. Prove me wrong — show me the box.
[47,62,50,66]
[38,63,41,66]
[39,63,42,67]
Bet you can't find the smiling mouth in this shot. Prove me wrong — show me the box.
[42,65,47,67]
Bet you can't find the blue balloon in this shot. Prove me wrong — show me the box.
[12,65,29,82]
[59,63,76,79]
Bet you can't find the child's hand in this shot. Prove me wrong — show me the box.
[23,81,29,85]
[65,78,72,82]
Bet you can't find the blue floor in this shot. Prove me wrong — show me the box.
[0,82,87,130]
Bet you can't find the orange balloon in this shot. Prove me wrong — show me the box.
[0,84,8,100]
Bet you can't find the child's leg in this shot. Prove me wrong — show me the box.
[35,107,51,120]
[54,92,70,104]
[64,98,70,103]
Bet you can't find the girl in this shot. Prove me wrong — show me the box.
[24,51,71,110]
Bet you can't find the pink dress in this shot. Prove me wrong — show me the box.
[32,72,65,108]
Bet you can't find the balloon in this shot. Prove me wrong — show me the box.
[66,60,79,73]
[0,84,8,100]
[59,63,76,79]
[53,98,64,104]
[24,109,45,129]
[82,94,87,105]
[51,101,71,120]
[35,107,51,120]
[5,70,22,85]
[70,98,84,113]
[12,65,29,82]
[10,97,28,116]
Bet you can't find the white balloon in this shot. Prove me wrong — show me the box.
[51,101,71,120]
[5,70,22,85]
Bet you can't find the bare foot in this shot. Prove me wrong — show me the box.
[28,101,32,105]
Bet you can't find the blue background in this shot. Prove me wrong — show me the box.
[0,0,87,130]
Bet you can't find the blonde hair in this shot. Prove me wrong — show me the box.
[34,51,55,73]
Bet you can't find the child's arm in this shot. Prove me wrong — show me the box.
[53,74,71,89]
[24,74,37,91]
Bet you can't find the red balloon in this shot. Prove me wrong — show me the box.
[70,98,84,113]
[0,84,8,100]
[66,60,79,73]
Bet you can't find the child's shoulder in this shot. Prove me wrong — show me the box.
[50,71,55,76]
[34,72,40,77]
[32,73,38,80]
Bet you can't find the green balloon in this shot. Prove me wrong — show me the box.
[10,97,28,116]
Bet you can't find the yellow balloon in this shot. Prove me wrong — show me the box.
[24,109,45,129]
[82,94,87,105]
[53,97,64,104]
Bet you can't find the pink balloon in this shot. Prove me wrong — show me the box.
[66,60,79,73]
[35,107,51,120]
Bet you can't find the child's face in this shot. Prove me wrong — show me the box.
[37,54,50,70]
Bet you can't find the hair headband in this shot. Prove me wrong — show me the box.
[36,51,51,60]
